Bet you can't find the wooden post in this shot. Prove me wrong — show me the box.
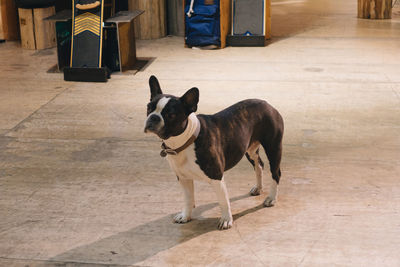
[18,8,36,49]
[0,0,19,40]
[128,0,166,39]
[33,7,56,49]
[18,6,56,49]
[0,7,3,39]
[219,0,232,48]
[265,0,271,40]
[358,0,392,19]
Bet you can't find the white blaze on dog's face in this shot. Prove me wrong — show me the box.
[144,75,199,140]
[144,96,170,134]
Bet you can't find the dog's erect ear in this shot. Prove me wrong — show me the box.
[180,87,199,115]
[149,75,162,100]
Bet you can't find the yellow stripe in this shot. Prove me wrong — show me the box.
[74,24,100,32]
[99,0,104,68]
[74,27,100,36]
[75,13,100,20]
[75,19,100,24]
[75,20,99,24]
[74,30,99,36]
[75,22,99,29]
[75,17,100,22]
[76,15,99,19]
[74,26,99,33]
[74,27,99,34]
[74,27,100,34]
[75,22,100,28]
[75,21,100,27]
[76,12,98,17]
[70,0,75,67]
[74,25,98,32]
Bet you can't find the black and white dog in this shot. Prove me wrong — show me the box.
[144,76,284,230]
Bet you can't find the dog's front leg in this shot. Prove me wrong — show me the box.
[211,178,233,230]
[174,178,194,223]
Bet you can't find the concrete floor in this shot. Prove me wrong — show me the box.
[1,0,400,266]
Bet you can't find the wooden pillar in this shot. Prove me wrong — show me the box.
[265,0,271,40]
[166,0,184,36]
[128,0,166,39]
[220,0,232,48]
[358,0,392,19]
[0,0,19,40]
[18,7,56,49]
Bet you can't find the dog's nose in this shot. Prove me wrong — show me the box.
[149,114,161,123]
[144,114,162,133]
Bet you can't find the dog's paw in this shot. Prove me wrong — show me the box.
[250,186,261,196]
[217,216,233,230]
[263,196,276,207]
[173,212,191,224]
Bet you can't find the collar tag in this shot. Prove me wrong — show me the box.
[160,148,178,157]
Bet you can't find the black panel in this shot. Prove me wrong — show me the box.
[233,0,264,35]
[227,35,265,47]
[102,27,120,72]
[70,0,103,68]
[72,31,101,67]
[55,21,72,70]
[63,67,109,82]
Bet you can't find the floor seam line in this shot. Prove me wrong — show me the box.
[4,87,71,136]
[0,256,138,267]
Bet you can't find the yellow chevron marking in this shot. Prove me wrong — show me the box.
[76,12,99,18]
[74,27,100,35]
[73,12,101,36]
[75,27,99,34]
[75,22,99,29]
[75,26,99,33]
[75,16,99,22]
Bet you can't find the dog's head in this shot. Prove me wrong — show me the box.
[144,75,199,140]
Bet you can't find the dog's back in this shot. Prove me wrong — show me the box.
[194,99,283,180]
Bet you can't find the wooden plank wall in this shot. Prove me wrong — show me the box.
[18,6,56,49]
[128,0,166,39]
[358,0,392,19]
[0,0,19,40]
[33,7,56,49]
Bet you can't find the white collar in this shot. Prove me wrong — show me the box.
[163,113,200,150]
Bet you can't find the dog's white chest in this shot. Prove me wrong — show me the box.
[166,144,211,183]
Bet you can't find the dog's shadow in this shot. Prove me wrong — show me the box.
[51,193,265,265]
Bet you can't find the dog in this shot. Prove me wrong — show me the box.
[144,76,284,230]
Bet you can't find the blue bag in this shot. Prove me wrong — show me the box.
[185,0,220,47]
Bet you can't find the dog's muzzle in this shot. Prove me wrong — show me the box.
[144,114,163,133]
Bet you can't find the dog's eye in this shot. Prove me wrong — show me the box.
[167,113,176,119]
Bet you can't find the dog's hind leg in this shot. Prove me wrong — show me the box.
[174,178,194,223]
[211,177,233,230]
[246,142,265,196]
[261,138,282,207]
